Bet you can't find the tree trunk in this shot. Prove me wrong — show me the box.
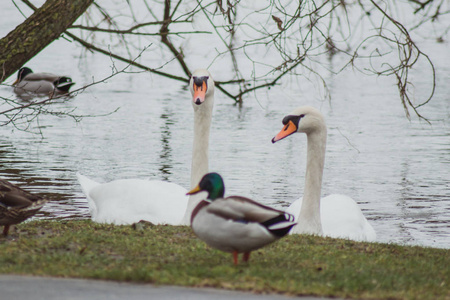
[0,0,93,83]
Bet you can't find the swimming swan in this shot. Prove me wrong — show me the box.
[272,106,376,241]
[77,69,214,225]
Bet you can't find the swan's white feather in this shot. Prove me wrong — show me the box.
[77,173,188,225]
[276,106,376,242]
[76,69,214,226]
[286,194,376,241]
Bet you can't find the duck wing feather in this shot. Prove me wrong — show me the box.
[206,195,285,223]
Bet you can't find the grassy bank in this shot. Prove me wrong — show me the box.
[0,220,448,299]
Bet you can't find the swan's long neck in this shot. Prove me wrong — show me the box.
[180,95,213,225]
[297,126,327,235]
[190,106,212,187]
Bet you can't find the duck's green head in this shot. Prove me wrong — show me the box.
[186,172,225,201]
[54,76,75,92]
[14,67,33,84]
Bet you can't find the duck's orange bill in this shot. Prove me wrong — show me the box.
[186,185,201,195]
[12,79,19,85]
[272,120,297,143]
[193,81,207,104]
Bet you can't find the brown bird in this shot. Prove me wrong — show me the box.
[0,179,48,236]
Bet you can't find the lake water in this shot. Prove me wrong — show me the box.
[0,2,448,248]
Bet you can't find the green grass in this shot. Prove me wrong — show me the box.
[0,220,448,299]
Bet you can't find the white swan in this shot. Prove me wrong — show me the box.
[272,106,376,241]
[77,69,214,225]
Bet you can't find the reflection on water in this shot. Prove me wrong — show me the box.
[0,3,449,249]
[2,65,449,248]
[158,101,177,180]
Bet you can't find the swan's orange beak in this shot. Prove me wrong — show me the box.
[193,81,207,105]
[13,78,19,85]
[272,120,297,143]
[186,185,202,195]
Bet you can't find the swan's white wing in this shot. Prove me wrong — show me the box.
[286,197,302,216]
[287,195,376,241]
[321,194,376,242]
[77,174,188,225]
[76,173,100,217]
[76,173,100,194]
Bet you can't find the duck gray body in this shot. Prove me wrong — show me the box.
[13,67,75,99]
[188,173,296,264]
[191,196,293,254]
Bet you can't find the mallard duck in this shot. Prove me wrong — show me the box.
[0,179,48,236]
[13,67,75,98]
[187,172,296,265]
[272,106,376,241]
[77,69,215,225]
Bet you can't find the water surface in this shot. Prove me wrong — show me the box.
[0,2,448,248]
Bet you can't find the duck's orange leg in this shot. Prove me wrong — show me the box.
[233,251,239,265]
[243,252,251,263]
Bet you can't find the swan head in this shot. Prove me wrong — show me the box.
[272,106,326,143]
[186,172,224,201]
[189,69,215,107]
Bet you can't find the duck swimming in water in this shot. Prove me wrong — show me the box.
[13,67,75,99]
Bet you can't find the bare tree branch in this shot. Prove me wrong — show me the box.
[0,0,93,82]
[3,0,445,127]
